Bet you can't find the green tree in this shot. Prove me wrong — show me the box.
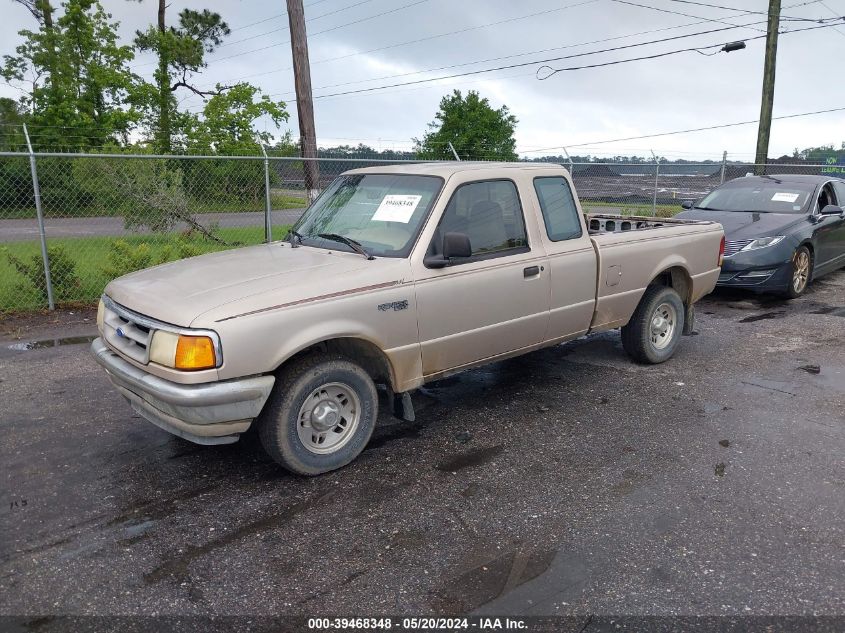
[182,83,288,204]
[791,142,845,162]
[133,1,230,152]
[185,82,288,155]
[415,90,518,161]
[2,0,138,149]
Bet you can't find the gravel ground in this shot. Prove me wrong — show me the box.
[0,272,843,625]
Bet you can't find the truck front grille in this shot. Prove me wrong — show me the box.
[723,240,753,257]
[102,300,153,364]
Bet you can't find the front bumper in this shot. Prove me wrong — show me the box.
[716,260,792,292]
[91,338,275,445]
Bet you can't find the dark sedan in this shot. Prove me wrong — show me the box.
[677,174,845,297]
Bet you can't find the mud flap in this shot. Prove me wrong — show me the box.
[392,391,415,422]
[683,303,695,335]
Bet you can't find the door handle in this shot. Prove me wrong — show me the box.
[523,265,540,278]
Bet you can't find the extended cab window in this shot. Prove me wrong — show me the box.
[534,177,583,241]
[433,180,528,258]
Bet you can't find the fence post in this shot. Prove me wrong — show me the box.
[651,149,660,216]
[22,124,54,310]
[447,142,461,161]
[720,150,728,184]
[261,143,272,243]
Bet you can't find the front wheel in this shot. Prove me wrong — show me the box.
[621,285,685,364]
[781,245,812,299]
[258,354,378,476]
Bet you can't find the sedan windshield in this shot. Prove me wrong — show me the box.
[696,179,812,214]
[291,174,443,257]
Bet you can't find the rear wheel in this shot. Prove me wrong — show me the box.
[258,354,378,476]
[621,285,685,364]
[782,245,812,299]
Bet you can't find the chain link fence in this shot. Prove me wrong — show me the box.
[0,150,839,312]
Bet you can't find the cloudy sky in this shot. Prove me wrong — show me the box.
[2,0,844,160]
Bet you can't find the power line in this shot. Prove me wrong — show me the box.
[306,21,841,100]
[668,0,828,22]
[539,21,842,78]
[520,106,845,153]
[177,0,831,98]
[611,0,767,32]
[188,0,597,71]
[216,0,377,49]
[271,19,769,98]
[188,0,667,90]
[819,0,845,38]
[194,0,433,68]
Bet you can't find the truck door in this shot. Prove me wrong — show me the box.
[413,178,550,376]
[531,175,598,341]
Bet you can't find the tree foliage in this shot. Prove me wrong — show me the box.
[415,90,518,161]
[185,83,288,155]
[2,0,138,149]
[134,3,231,152]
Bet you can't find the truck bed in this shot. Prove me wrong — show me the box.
[586,213,713,235]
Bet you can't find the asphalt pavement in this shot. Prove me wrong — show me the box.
[1,272,843,625]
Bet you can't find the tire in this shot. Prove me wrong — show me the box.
[781,245,812,299]
[258,354,378,476]
[621,285,685,364]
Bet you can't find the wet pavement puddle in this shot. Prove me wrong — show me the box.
[811,306,845,317]
[436,445,504,472]
[6,335,97,352]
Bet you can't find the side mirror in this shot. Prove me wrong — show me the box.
[820,204,843,216]
[443,232,472,258]
[681,200,694,209]
[424,232,472,268]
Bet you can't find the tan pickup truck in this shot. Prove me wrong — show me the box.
[92,162,724,475]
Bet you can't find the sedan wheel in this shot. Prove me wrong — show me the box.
[784,246,812,299]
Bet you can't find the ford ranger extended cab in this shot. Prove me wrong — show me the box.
[92,162,724,475]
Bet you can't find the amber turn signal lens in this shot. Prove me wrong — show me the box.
[174,335,216,370]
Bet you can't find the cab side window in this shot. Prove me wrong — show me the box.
[433,180,528,258]
[533,177,583,241]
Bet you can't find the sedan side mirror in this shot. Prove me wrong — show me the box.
[820,204,844,216]
[424,232,472,268]
[681,200,694,209]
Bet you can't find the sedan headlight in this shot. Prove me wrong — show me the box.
[150,330,218,371]
[740,236,786,252]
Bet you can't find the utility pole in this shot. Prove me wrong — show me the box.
[286,0,320,202]
[754,0,781,174]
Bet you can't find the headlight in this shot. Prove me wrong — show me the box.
[150,331,217,371]
[740,236,786,252]
[96,299,105,331]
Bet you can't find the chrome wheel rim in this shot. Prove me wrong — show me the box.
[296,382,361,454]
[650,302,677,350]
[792,250,810,293]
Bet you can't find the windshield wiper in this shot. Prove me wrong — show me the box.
[317,233,374,260]
[287,228,303,248]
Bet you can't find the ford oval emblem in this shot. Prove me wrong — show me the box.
[116,327,125,338]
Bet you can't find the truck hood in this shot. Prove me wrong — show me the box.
[675,209,805,240]
[104,243,390,327]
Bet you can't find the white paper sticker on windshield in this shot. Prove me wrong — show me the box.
[371,194,422,223]
[771,192,799,203]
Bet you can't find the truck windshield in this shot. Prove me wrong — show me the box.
[291,174,443,258]
[697,179,812,214]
